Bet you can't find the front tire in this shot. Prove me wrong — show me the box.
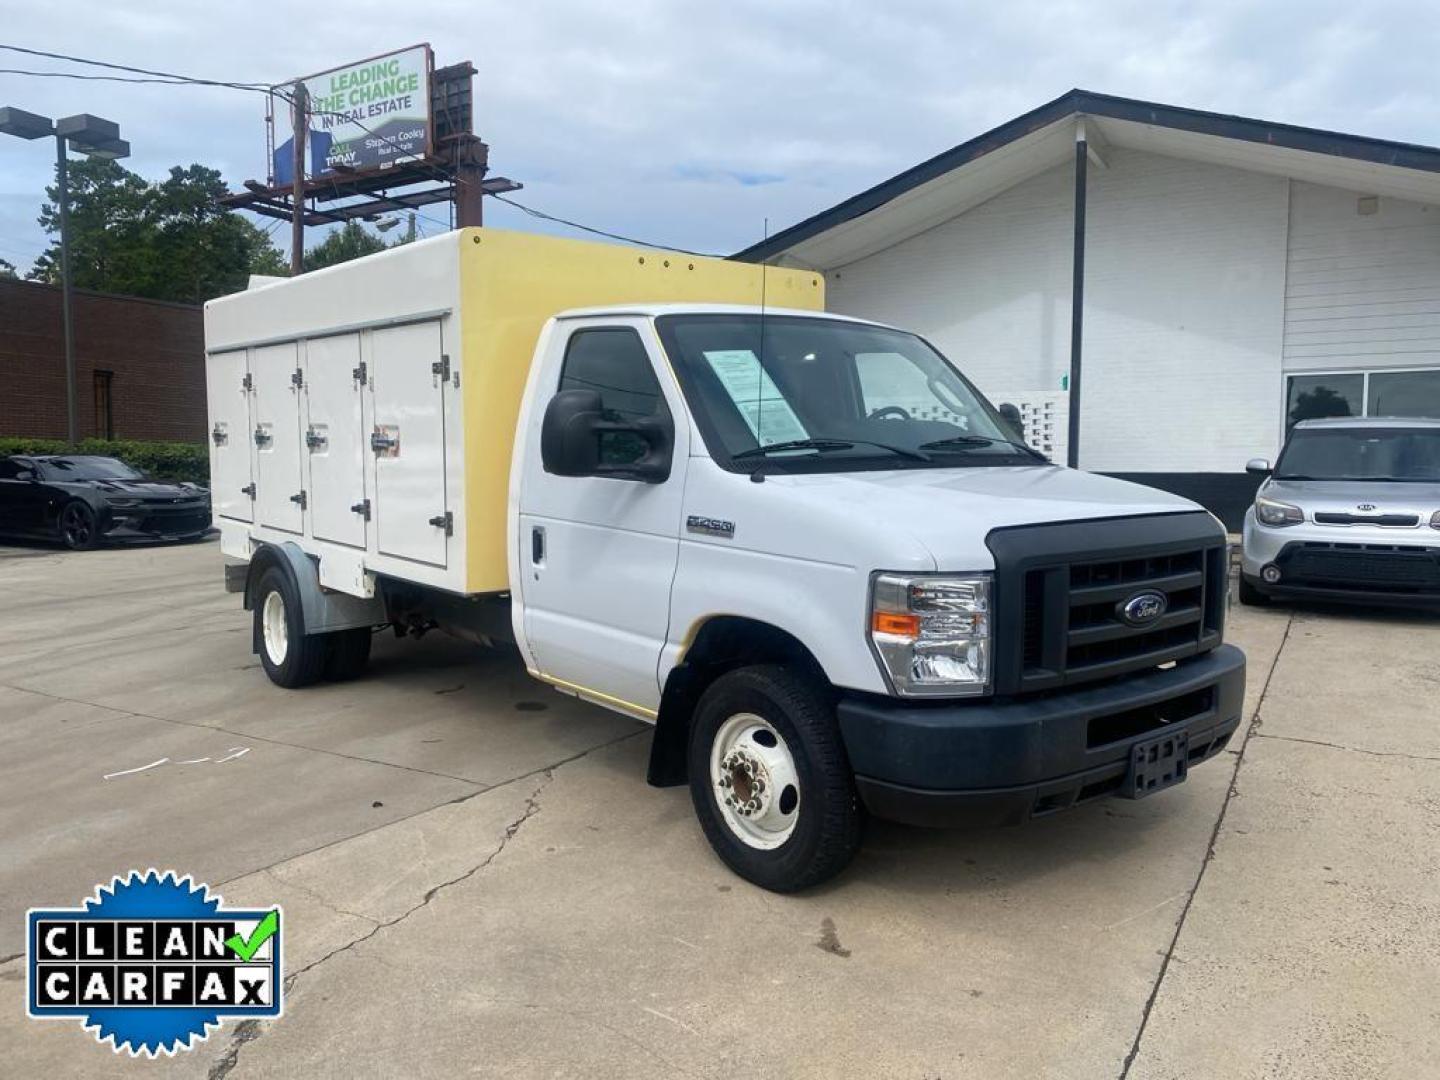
[58,501,99,550]
[687,665,864,892]
[254,567,328,688]
[1238,576,1270,606]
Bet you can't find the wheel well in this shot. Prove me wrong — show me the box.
[243,546,297,656]
[647,616,829,788]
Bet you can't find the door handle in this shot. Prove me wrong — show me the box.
[531,526,545,565]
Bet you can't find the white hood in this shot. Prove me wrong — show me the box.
[757,465,1199,569]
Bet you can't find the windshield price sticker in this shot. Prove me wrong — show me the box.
[703,350,809,446]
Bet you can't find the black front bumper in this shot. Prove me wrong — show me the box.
[839,644,1246,828]
[102,506,212,543]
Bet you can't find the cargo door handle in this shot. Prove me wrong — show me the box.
[370,430,398,453]
[211,425,228,446]
[253,427,272,447]
[531,526,545,565]
[351,499,371,521]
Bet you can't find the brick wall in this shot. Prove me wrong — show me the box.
[0,278,205,443]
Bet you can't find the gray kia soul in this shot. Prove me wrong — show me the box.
[1241,417,1440,607]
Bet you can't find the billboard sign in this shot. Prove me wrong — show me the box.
[279,45,434,181]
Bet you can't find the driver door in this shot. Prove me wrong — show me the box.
[516,318,689,714]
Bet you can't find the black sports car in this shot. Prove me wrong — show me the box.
[0,454,212,549]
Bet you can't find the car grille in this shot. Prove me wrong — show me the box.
[1313,512,1419,527]
[132,504,210,535]
[1280,541,1440,592]
[988,513,1228,695]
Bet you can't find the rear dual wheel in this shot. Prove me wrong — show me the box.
[687,665,864,892]
[254,568,371,688]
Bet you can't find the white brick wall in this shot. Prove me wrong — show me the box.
[824,148,1290,473]
[1283,182,1440,373]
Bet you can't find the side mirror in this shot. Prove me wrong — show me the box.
[997,402,1024,439]
[1245,458,1272,476]
[13,469,35,481]
[540,388,673,483]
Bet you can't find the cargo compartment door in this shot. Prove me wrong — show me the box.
[370,320,448,568]
[303,334,367,548]
[251,341,305,534]
[206,349,253,523]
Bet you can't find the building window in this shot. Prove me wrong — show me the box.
[93,370,114,440]
[1286,369,1440,433]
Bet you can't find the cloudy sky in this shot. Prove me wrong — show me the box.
[2,0,1438,273]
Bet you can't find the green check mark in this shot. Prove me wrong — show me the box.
[225,910,278,961]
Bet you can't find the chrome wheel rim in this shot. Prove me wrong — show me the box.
[709,712,801,850]
[261,590,288,666]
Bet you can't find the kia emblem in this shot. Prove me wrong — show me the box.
[1118,590,1168,627]
[1357,503,1377,512]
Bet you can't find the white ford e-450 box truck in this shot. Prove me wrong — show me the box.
[205,228,1246,891]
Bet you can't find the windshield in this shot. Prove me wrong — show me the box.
[36,456,144,481]
[1274,428,1440,482]
[654,314,1037,472]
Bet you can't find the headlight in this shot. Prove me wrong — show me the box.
[870,573,991,697]
[1255,496,1303,527]
[1431,511,1440,530]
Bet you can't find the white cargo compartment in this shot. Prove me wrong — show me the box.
[251,341,305,534]
[303,333,368,549]
[206,349,253,523]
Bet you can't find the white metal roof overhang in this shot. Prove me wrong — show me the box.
[738,90,1440,271]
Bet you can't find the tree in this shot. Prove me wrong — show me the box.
[302,222,390,272]
[28,159,288,303]
[0,259,16,279]
[1289,385,1354,426]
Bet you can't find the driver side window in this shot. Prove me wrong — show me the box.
[559,328,664,466]
[855,351,967,428]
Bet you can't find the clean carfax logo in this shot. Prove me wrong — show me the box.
[27,870,282,1057]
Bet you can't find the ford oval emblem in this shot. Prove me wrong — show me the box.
[1118,590,1168,627]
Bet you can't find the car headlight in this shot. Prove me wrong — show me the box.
[870,573,991,697]
[1255,496,1303,527]
[1431,511,1440,530]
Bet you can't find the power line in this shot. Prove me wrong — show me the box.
[0,44,270,91]
[488,193,720,256]
[0,67,235,86]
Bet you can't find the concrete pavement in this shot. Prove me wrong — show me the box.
[0,540,1433,1078]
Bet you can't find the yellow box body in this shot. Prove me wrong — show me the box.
[456,228,824,592]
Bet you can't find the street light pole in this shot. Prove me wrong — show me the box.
[55,132,76,445]
[0,107,129,446]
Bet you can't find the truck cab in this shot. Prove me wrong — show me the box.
[206,231,1244,892]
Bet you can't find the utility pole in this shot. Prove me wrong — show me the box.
[290,83,307,275]
[55,132,76,444]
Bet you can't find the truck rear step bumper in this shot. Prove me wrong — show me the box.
[839,644,1245,828]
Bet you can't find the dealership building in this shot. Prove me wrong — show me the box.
[739,90,1440,526]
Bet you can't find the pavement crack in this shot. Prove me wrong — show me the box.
[0,951,22,966]
[206,1018,263,1080]
[261,868,378,925]
[1252,731,1440,764]
[281,769,553,991]
[1118,613,1295,1079]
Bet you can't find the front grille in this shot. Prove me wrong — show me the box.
[987,513,1228,695]
[1281,541,1440,592]
[1314,512,1419,527]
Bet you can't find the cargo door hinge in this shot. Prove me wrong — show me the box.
[290,491,307,509]
[352,360,368,387]
[241,373,253,392]
[432,354,453,387]
[291,367,304,390]
[350,498,371,521]
[428,511,453,536]
[241,483,256,499]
